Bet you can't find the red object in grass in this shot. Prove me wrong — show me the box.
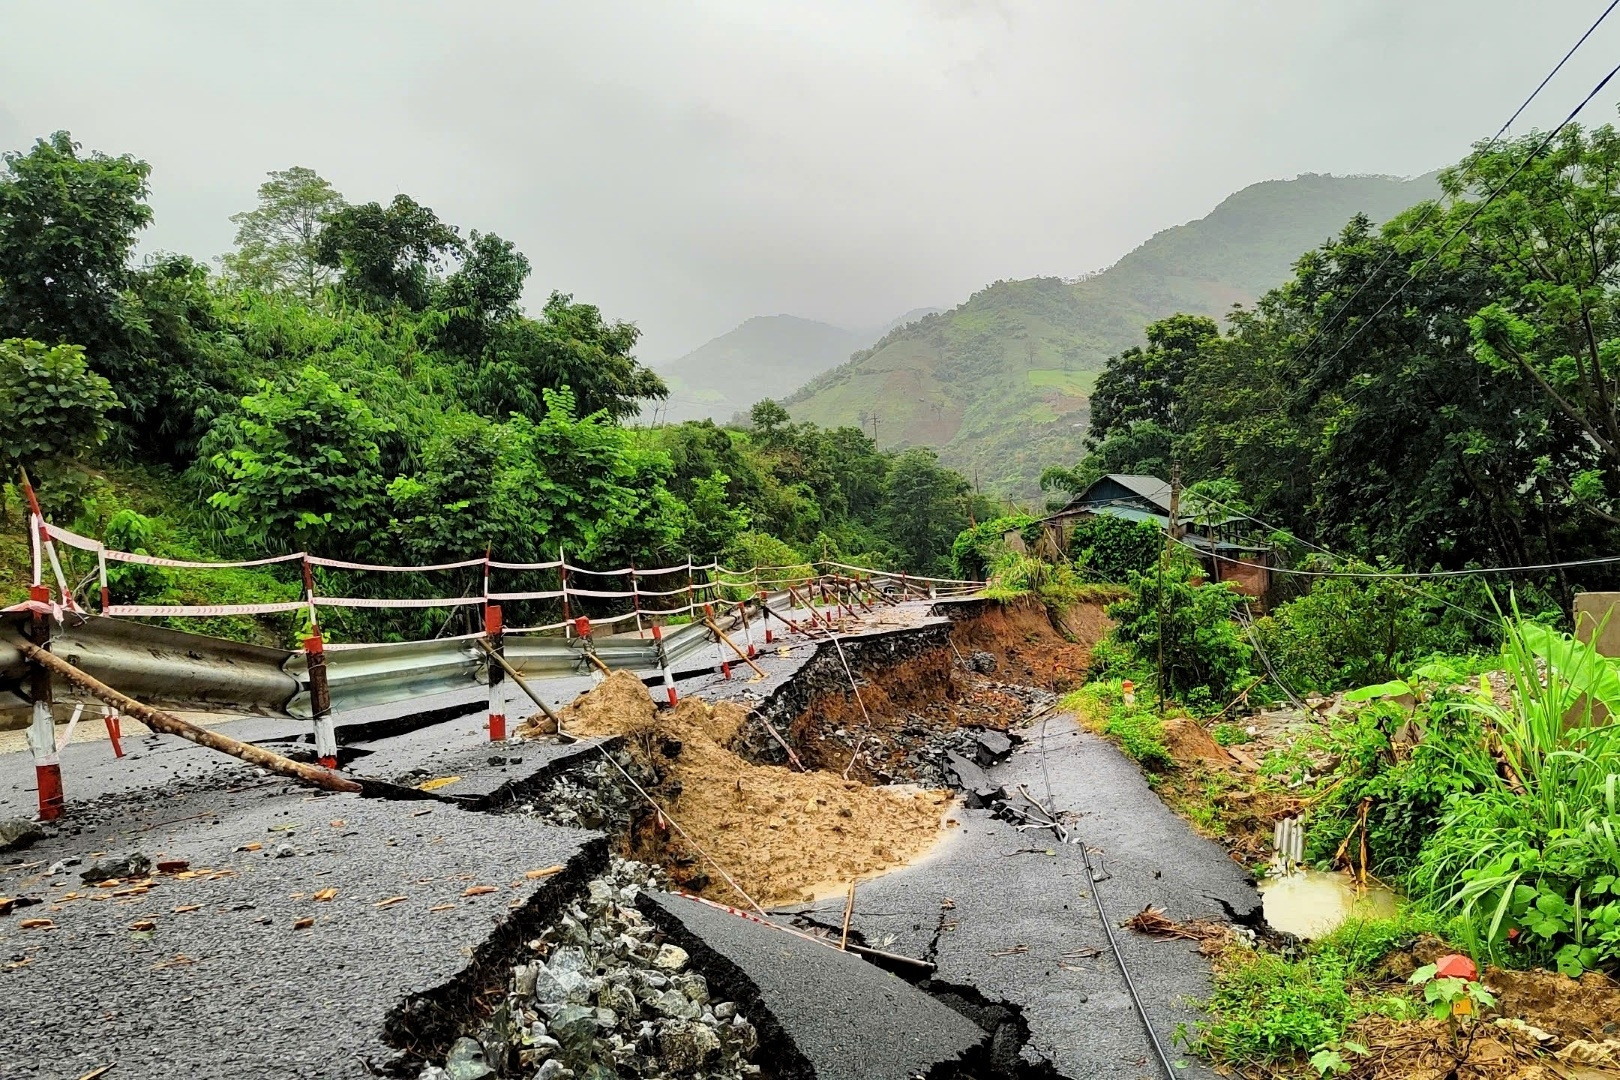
[1436,954,1478,981]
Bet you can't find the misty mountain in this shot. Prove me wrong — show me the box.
[651,309,939,425]
[782,171,1440,498]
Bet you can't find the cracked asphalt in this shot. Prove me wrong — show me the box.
[798,712,1260,1080]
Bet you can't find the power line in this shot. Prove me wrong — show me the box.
[1168,531,1620,580]
[1287,1,1619,377]
[1319,56,1620,384]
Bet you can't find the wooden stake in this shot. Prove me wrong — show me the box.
[8,636,360,794]
[840,880,856,950]
[704,619,769,679]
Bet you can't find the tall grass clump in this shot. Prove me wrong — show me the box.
[1412,614,1620,976]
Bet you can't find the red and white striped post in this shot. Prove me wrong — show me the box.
[26,584,63,820]
[485,603,506,742]
[758,590,773,645]
[301,558,337,769]
[575,616,604,684]
[101,705,124,758]
[705,602,732,679]
[651,619,678,705]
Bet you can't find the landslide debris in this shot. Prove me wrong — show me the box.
[521,671,953,906]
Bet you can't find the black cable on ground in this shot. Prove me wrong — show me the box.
[1027,711,1181,1080]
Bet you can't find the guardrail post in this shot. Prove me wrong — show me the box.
[575,615,604,684]
[704,602,731,679]
[738,596,757,658]
[651,619,678,705]
[758,590,773,644]
[304,630,337,769]
[26,586,63,821]
[485,603,506,742]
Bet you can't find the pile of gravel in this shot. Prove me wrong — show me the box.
[421,858,760,1080]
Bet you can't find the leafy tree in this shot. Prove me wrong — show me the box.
[750,399,792,441]
[880,447,971,574]
[221,167,347,299]
[205,365,391,551]
[1040,420,1174,503]
[683,471,752,559]
[0,337,119,475]
[1087,314,1216,442]
[0,131,151,358]
[437,229,530,356]
[465,292,666,422]
[316,194,462,310]
[1103,558,1253,708]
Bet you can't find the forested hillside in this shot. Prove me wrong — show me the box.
[0,133,990,642]
[785,172,1437,497]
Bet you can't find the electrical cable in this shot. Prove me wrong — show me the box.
[1285,1,1620,378]
[1026,708,1180,1080]
[1167,531,1620,580]
[1319,57,1620,387]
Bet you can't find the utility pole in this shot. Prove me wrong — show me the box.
[870,411,880,442]
[1156,461,1180,717]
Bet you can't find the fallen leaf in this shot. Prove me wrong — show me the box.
[328,819,346,828]
[313,888,338,902]
[374,896,407,908]
[19,918,55,930]
[288,892,306,901]
[462,885,497,897]
[128,919,157,932]
[429,903,455,913]
[524,865,565,880]
[150,954,194,970]
[292,916,314,929]
[172,905,201,914]
[4,958,33,970]
[416,776,461,791]
[236,842,262,852]
[267,822,302,832]
[410,807,434,817]
[73,1066,114,1080]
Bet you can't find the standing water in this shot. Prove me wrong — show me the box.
[1257,869,1398,939]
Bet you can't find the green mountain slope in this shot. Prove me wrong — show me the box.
[784,172,1439,498]
[653,314,863,424]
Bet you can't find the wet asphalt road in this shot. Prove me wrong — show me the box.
[799,713,1260,1080]
[0,774,601,1080]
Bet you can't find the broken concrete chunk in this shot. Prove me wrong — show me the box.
[80,852,150,882]
[533,1060,570,1080]
[968,650,997,673]
[443,1036,494,1080]
[651,942,688,971]
[974,729,1014,767]
[548,1003,597,1061]
[0,819,45,853]
[659,1019,722,1071]
[944,751,1007,808]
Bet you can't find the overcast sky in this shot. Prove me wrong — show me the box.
[4,1,1619,361]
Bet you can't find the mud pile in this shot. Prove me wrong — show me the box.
[526,671,953,907]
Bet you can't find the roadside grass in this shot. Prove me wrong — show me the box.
[1063,680,1173,769]
[1183,909,1446,1071]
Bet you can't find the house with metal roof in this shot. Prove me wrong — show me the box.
[1042,473,1274,602]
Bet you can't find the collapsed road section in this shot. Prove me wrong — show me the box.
[0,594,1257,1079]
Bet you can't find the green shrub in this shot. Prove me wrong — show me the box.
[1410,618,1620,975]
[1189,911,1435,1066]
[1098,557,1253,711]
[1067,513,1162,582]
[951,513,1038,580]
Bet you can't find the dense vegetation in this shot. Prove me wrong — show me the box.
[0,131,987,639]
[787,173,1437,497]
[1046,122,1620,596]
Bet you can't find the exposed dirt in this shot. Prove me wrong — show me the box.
[1161,717,1239,769]
[523,671,953,907]
[947,598,1101,692]
[1486,966,1620,1045]
[788,647,962,774]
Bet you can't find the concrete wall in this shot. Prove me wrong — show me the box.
[1575,592,1620,657]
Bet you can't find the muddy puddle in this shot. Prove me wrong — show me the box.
[1258,868,1398,938]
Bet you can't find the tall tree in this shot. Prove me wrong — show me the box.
[316,194,462,310]
[1087,313,1218,443]
[0,131,151,355]
[221,166,346,300]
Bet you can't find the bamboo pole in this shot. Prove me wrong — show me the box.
[8,636,361,794]
[478,639,567,733]
[704,619,769,679]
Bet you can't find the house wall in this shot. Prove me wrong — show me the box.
[1213,554,1269,607]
